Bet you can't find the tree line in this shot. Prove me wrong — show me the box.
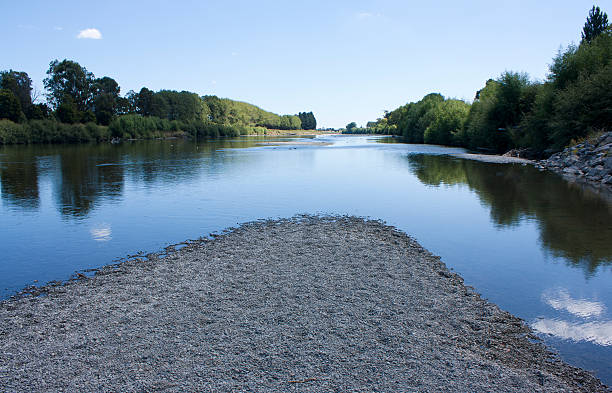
[0,61,317,144]
[349,6,611,156]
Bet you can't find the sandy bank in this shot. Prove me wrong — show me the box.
[0,216,607,392]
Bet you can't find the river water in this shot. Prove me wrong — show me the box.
[1,134,611,384]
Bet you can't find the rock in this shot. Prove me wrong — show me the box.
[538,131,612,190]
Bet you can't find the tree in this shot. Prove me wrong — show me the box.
[136,87,154,116]
[0,70,32,113]
[55,96,79,124]
[44,59,95,111]
[93,76,120,97]
[346,122,357,130]
[0,89,24,122]
[298,111,317,129]
[91,77,120,125]
[93,93,116,125]
[423,99,470,146]
[582,6,609,44]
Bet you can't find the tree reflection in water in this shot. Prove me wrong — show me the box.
[406,154,612,273]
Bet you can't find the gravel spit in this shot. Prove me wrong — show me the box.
[0,216,607,392]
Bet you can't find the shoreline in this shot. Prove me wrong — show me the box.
[0,216,608,391]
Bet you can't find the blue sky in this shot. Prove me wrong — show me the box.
[2,0,610,128]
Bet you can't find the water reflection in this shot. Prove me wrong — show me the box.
[90,223,112,242]
[533,319,612,346]
[0,138,273,218]
[543,288,605,318]
[406,154,612,273]
[0,148,40,209]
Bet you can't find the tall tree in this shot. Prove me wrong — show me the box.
[44,59,95,111]
[0,70,32,113]
[136,87,154,116]
[582,6,609,44]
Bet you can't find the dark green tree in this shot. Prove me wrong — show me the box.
[136,87,154,116]
[0,70,32,113]
[94,76,120,97]
[55,96,80,124]
[582,6,609,44]
[0,89,24,122]
[93,93,116,125]
[44,59,95,111]
[346,121,357,130]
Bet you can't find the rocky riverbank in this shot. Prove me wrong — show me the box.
[535,132,612,191]
[0,216,607,392]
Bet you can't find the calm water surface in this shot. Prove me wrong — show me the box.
[1,135,611,384]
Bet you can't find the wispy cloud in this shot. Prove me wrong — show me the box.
[54,26,63,31]
[77,28,102,40]
[355,12,382,20]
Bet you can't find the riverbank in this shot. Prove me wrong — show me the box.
[0,216,607,392]
[535,131,612,192]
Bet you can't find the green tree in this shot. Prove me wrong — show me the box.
[423,99,470,146]
[136,87,154,116]
[44,59,95,112]
[0,89,24,122]
[55,96,80,124]
[0,70,32,114]
[346,121,357,131]
[582,6,609,44]
[93,93,116,125]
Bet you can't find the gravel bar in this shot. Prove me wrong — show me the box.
[0,216,607,392]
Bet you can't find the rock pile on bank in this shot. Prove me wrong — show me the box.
[535,132,612,189]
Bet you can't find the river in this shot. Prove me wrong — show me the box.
[1,134,611,384]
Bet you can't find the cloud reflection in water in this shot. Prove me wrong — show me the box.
[90,223,112,242]
[542,288,605,318]
[533,319,612,346]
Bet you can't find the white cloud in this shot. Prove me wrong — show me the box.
[77,28,102,40]
[532,319,612,346]
[542,288,605,318]
[54,26,63,31]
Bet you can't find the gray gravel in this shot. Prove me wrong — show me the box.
[0,216,607,392]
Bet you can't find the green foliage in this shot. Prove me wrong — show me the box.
[56,97,80,124]
[93,93,116,125]
[346,122,357,131]
[3,58,308,144]
[423,99,470,146]
[582,6,609,44]
[298,112,316,129]
[385,93,445,142]
[0,119,110,144]
[44,59,95,111]
[0,89,24,122]
[463,72,533,152]
[549,62,612,148]
[201,96,303,130]
[0,70,32,113]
